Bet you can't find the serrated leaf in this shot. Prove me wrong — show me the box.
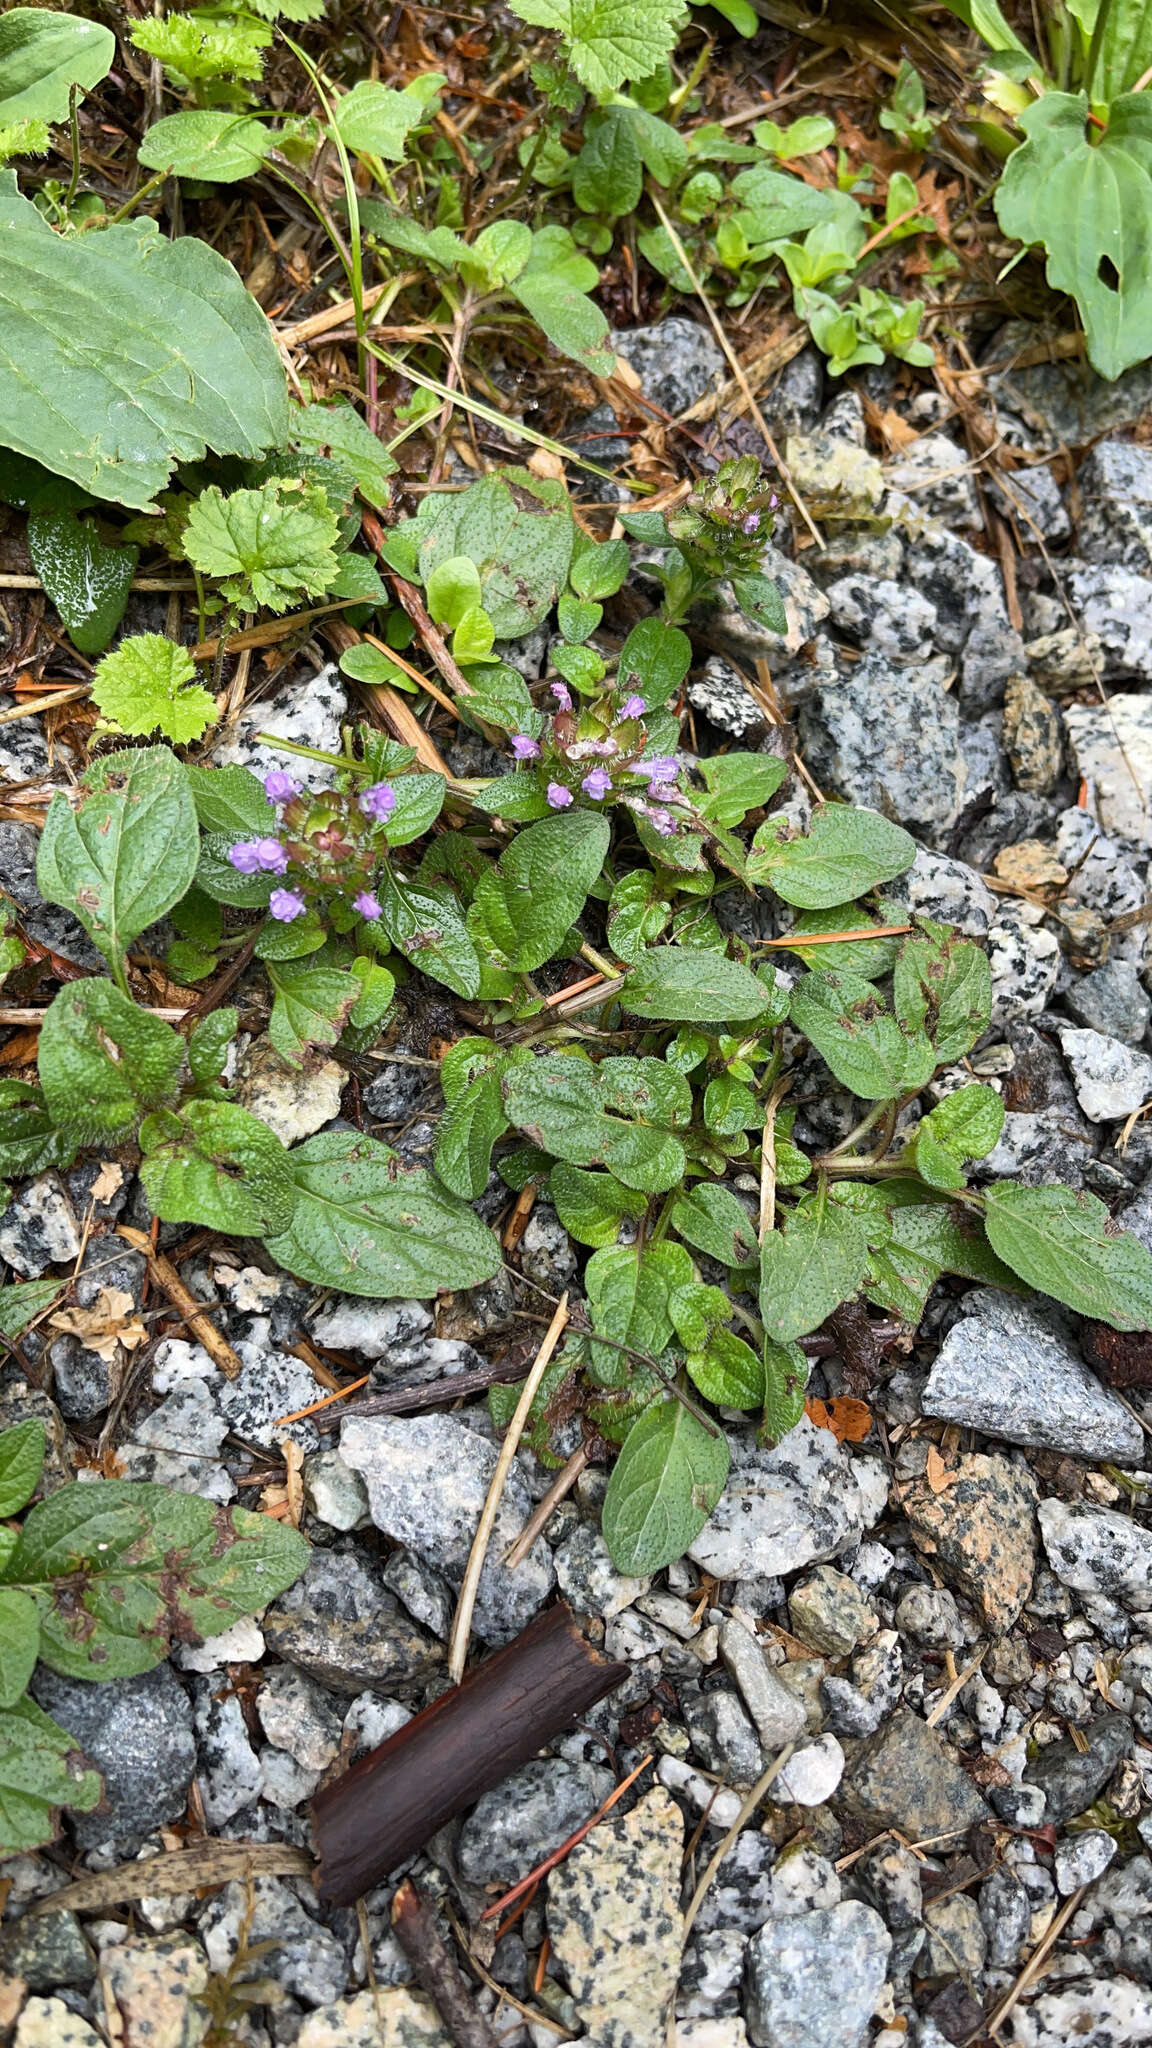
[0,1420,46,1516]
[761,1337,809,1445]
[26,511,136,657]
[37,745,200,977]
[268,961,358,1068]
[550,1163,649,1248]
[264,1131,500,1297]
[759,1192,868,1343]
[502,1055,687,1193]
[994,92,1152,381]
[38,980,183,1143]
[617,616,692,706]
[468,811,609,974]
[601,1399,730,1576]
[184,479,340,613]
[669,1182,757,1269]
[0,176,288,508]
[1,1483,308,1681]
[624,948,776,1024]
[748,805,916,908]
[984,1182,1152,1330]
[138,110,276,182]
[508,0,688,96]
[0,9,114,124]
[332,74,442,158]
[790,969,936,1101]
[140,1101,296,1236]
[292,399,396,510]
[893,920,991,1065]
[0,1694,102,1858]
[91,633,216,743]
[0,1589,39,1708]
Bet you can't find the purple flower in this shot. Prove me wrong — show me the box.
[360,781,396,821]
[550,681,573,712]
[582,767,612,800]
[510,734,541,761]
[255,837,289,873]
[353,890,382,920]
[263,770,298,803]
[546,782,573,810]
[647,806,677,837]
[648,780,678,804]
[741,511,761,536]
[618,694,645,721]
[269,888,307,922]
[227,840,262,873]
[639,756,678,785]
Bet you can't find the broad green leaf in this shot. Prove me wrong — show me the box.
[731,573,788,633]
[668,1281,731,1352]
[601,1399,730,1576]
[292,399,396,509]
[573,110,643,214]
[184,479,340,612]
[893,920,991,1065]
[0,1420,46,1516]
[426,554,484,630]
[754,114,837,157]
[26,512,136,656]
[608,869,670,963]
[697,752,788,828]
[509,229,616,374]
[38,981,183,1143]
[469,811,609,973]
[585,1240,695,1384]
[984,1182,1152,1330]
[472,773,552,823]
[376,870,480,998]
[624,948,774,1024]
[508,0,686,94]
[617,616,692,706]
[759,1193,868,1343]
[187,1007,238,1083]
[0,1589,40,1708]
[196,833,274,910]
[412,470,574,637]
[781,903,904,979]
[686,1327,764,1410]
[1089,0,1152,98]
[339,643,417,692]
[570,533,629,601]
[462,220,533,290]
[703,1074,762,1136]
[550,1163,649,1248]
[186,762,272,836]
[377,773,446,847]
[91,634,216,743]
[348,956,395,1032]
[0,1694,102,1859]
[140,1101,297,1236]
[360,204,469,273]
[435,1046,521,1200]
[0,176,288,508]
[0,10,114,123]
[859,1191,1019,1319]
[502,1055,688,1193]
[912,1084,1004,1192]
[1,1483,308,1682]
[268,961,359,1067]
[669,1182,757,1269]
[790,969,936,1101]
[265,1131,501,1297]
[137,110,276,182]
[0,1082,75,1183]
[747,805,915,907]
[332,74,442,158]
[37,745,200,976]
[730,163,864,239]
[994,92,1152,380]
[761,1337,809,1445]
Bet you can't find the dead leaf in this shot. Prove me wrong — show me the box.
[283,1440,304,1529]
[925,1443,957,1494]
[805,1395,872,1442]
[90,1161,125,1203]
[50,1286,148,1362]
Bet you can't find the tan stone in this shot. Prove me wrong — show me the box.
[547,1786,684,2048]
[99,1933,208,2048]
[298,1988,451,2047]
[902,1451,1038,1634]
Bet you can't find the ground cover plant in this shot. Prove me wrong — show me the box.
[4,0,1152,1877]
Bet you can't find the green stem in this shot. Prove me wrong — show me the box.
[64,83,81,211]
[106,168,168,225]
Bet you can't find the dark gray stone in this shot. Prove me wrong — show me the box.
[841,1709,989,1839]
[1024,1713,1133,1823]
[263,1547,441,1693]
[0,1910,94,1990]
[457,1758,613,1887]
[692,1830,778,1936]
[610,316,724,414]
[798,653,966,836]
[49,1337,112,1423]
[1066,960,1152,1046]
[30,1665,196,1854]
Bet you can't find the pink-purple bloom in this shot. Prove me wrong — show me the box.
[269,888,307,922]
[582,767,612,800]
[360,782,396,821]
[550,681,573,712]
[353,890,382,920]
[263,770,298,803]
[255,837,289,873]
[227,840,262,873]
[638,756,679,785]
[741,512,761,536]
[647,806,677,837]
[546,782,573,810]
[510,735,541,761]
[618,694,645,720]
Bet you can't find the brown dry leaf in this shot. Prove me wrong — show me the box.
[925,1443,957,1494]
[872,405,920,453]
[50,1287,148,1362]
[805,1395,872,1442]
[90,1161,125,1203]
[0,1030,42,1068]
[283,1440,304,1529]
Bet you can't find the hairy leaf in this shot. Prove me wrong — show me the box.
[407,469,574,637]
[984,1182,1152,1329]
[508,0,687,95]
[140,1101,297,1236]
[468,811,609,974]
[332,74,442,158]
[585,1241,694,1384]
[748,805,916,907]
[292,399,396,509]
[0,1082,76,1183]
[893,920,991,1065]
[761,1337,810,1445]
[186,762,272,837]
[911,1083,1004,1191]
[91,634,216,743]
[37,745,200,977]
[601,1399,729,1576]
[759,1193,868,1343]
[790,969,935,1101]
[26,512,136,656]
[38,981,183,1142]
[550,1163,649,1247]
[669,1182,757,1269]
[502,1055,688,1193]
[624,948,774,1024]
[0,1589,39,1708]
[0,1694,102,1858]
[183,479,340,612]
[686,1327,764,1410]
[268,961,358,1067]
[376,870,480,998]
[137,110,276,183]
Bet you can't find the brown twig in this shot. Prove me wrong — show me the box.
[480,1752,654,1924]
[390,1880,499,2048]
[504,1443,589,1567]
[117,1226,243,1379]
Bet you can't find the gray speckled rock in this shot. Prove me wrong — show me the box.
[611,316,724,413]
[1004,1977,1152,2048]
[744,1901,890,2048]
[822,1631,902,1737]
[14,1999,105,2048]
[841,1708,989,1838]
[692,1832,778,1937]
[30,1664,195,1854]
[719,1617,807,1751]
[233,1036,343,1146]
[684,1688,764,1788]
[1056,1024,1152,1122]
[903,1451,1037,1635]
[1064,692,1152,852]
[798,653,966,835]
[988,907,1060,1024]
[1066,561,1152,677]
[786,432,884,519]
[263,1547,440,1692]
[0,1910,93,1990]
[885,432,980,529]
[1067,960,1152,1046]
[458,1758,613,1887]
[1039,1497,1152,1611]
[0,1173,81,1277]
[788,1567,876,1657]
[49,1336,112,1422]
[0,820,104,970]
[257,1663,342,1771]
[923,1290,1143,1464]
[1079,439,1152,567]
[310,1296,432,1363]
[1055,1828,1117,1893]
[688,1418,887,1580]
[678,1927,746,2020]
[303,1448,370,1530]
[98,1933,208,2047]
[213,661,347,792]
[884,846,995,937]
[547,1786,684,2048]
[1024,1712,1133,1823]
[202,1875,347,2007]
[922,1893,986,1981]
[214,1338,321,1453]
[555,1522,649,1619]
[979,1865,1032,1967]
[340,1412,554,1643]
[298,1989,451,2047]
[687,655,769,740]
[773,1733,845,1808]
[190,1678,262,1825]
[1003,673,1064,792]
[825,574,938,660]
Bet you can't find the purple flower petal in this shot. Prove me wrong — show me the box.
[647,807,677,837]
[360,782,396,821]
[618,694,645,721]
[227,841,262,873]
[546,782,574,809]
[263,770,298,803]
[269,888,307,922]
[510,735,541,761]
[353,890,382,920]
[255,837,289,873]
[550,681,573,711]
[582,768,612,800]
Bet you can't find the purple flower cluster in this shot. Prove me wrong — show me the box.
[360,782,396,821]
[228,836,289,875]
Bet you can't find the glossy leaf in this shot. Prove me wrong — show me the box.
[550,1163,649,1248]
[0,1420,46,1517]
[38,746,200,978]
[26,512,136,656]
[0,1694,102,1858]
[469,811,609,974]
[0,9,114,124]
[669,1182,757,1269]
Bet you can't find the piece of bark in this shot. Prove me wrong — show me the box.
[391,1879,498,2048]
[312,1600,626,1905]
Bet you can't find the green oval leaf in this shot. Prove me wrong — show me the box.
[37,745,200,977]
[623,948,775,1025]
[0,9,114,124]
[601,1399,730,1576]
[984,1182,1152,1331]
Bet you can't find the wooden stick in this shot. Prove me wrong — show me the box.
[0,685,91,725]
[116,1225,243,1380]
[311,1601,626,1905]
[273,1375,369,1427]
[681,1742,797,1942]
[503,1444,588,1568]
[391,1880,499,2048]
[447,1292,570,1682]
